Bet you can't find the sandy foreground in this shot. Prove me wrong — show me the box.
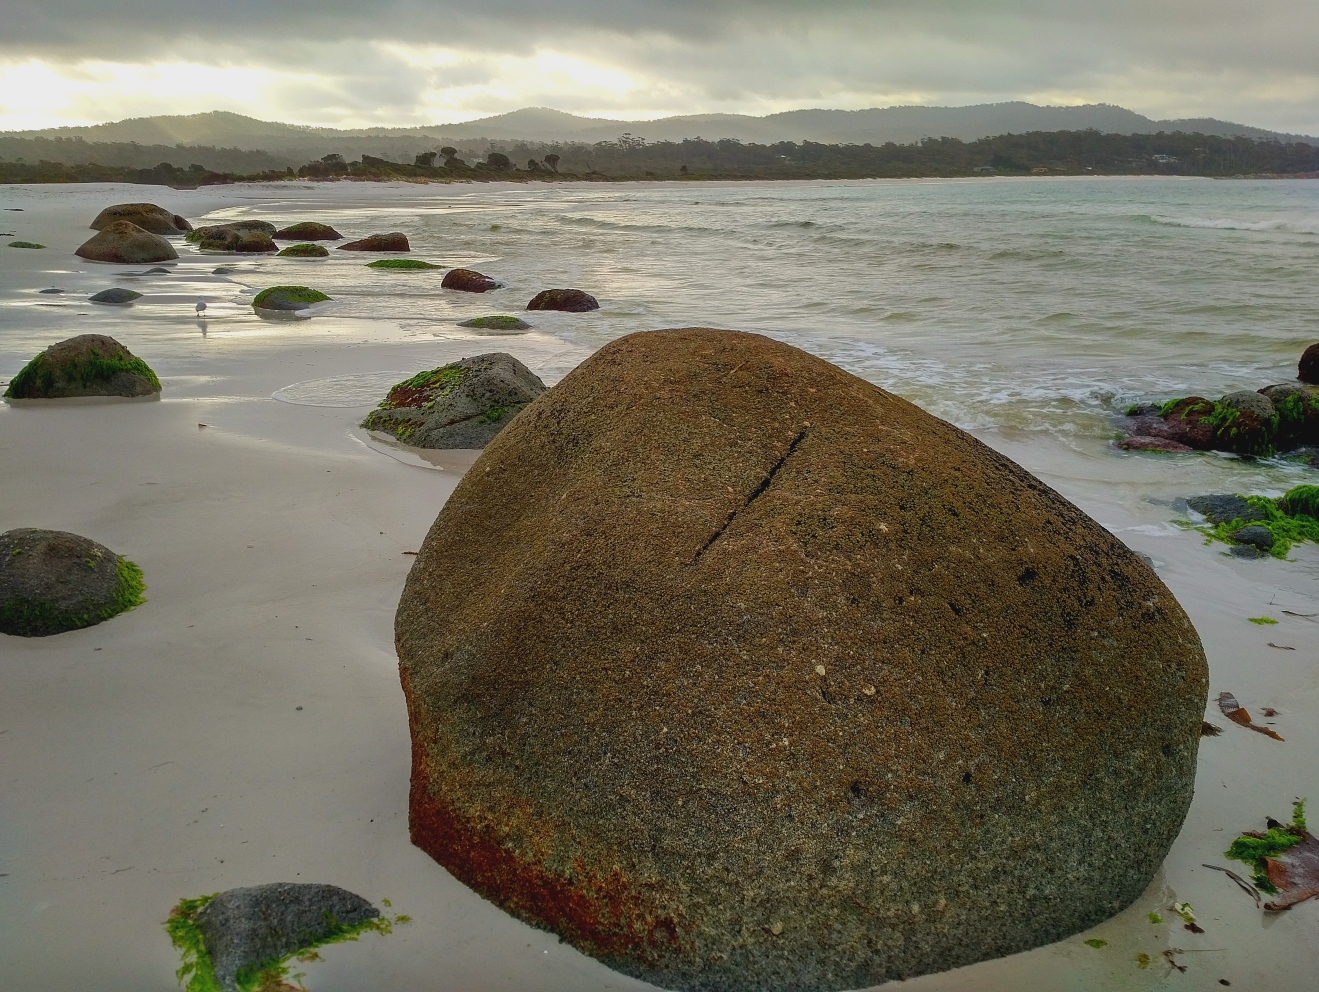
[1,185,1317,991]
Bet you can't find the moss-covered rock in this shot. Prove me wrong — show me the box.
[272,221,343,241]
[186,222,277,251]
[4,334,161,399]
[367,258,437,269]
[89,288,143,305]
[1195,485,1319,559]
[1122,395,1278,456]
[90,203,190,234]
[1260,382,1319,447]
[441,267,498,292]
[361,353,546,448]
[1299,343,1319,385]
[396,328,1208,992]
[8,240,45,249]
[277,242,329,258]
[459,315,532,332]
[75,221,178,264]
[0,528,145,637]
[252,286,331,311]
[338,232,410,251]
[526,288,599,312]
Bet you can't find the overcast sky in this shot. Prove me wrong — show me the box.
[2,0,1316,132]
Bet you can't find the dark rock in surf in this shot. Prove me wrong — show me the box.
[1119,435,1193,453]
[1300,343,1319,385]
[272,222,343,241]
[1232,525,1274,551]
[396,327,1208,992]
[1185,494,1266,526]
[441,268,499,293]
[0,528,145,637]
[339,232,410,252]
[526,288,598,312]
[459,315,532,332]
[3,334,161,399]
[89,288,142,305]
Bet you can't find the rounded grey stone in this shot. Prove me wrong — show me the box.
[1232,525,1274,550]
[89,288,142,305]
[1219,389,1274,420]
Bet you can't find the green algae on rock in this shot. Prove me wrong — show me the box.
[272,221,342,241]
[1196,485,1319,559]
[251,286,330,312]
[367,258,438,269]
[362,353,545,448]
[395,327,1209,992]
[459,315,532,331]
[8,240,45,249]
[0,528,145,637]
[4,334,161,399]
[277,243,330,258]
[90,202,191,234]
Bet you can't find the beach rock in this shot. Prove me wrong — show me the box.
[212,266,237,275]
[192,883,379,992]
[3,334,161,399]
[441,268,499,293]
[526,288,599,312]
[362,353,545,448]
[1260,382,1319,447]
[339,232,410,252]
[187,222,277,251]
[8,240,45,249]
[1185,494,1266,526]
[277,243,330,258]
[89,202,191,234]
[1219,389,1274,421]
[0,528,145,637]
[38,288,63,294]
[1229,545,1268,560]
[272,221,343,241]
[459,315,532,332]
[144,266,171,274]
[395,327,1208,992]
[1300,343,1319,385]
[89,288,142,305]
[252,286,330,312]
[75,221,178,264]
[1119,435,1193,453]
[235,232,277,254]
[1233,525,1274,551]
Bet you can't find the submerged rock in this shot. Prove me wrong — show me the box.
[1233,525,1274,551]
[459,315,532,332]
[339,232,410,251]
[362,353,545,448]
[1186,494,1267,525]
[252,286,330,312]
[75,221,178,263]
[272,221,343,241]
[188,883,379,992]
[396,327,1208,992]
[188,222,278,252]
[1261,382,1319,447]
[4,334,161,399]
[526,288,599,312]
[1119,435,1192,453]
[277,243,330,258]
[0,528,145,637]
[442,267,498,292]
[89,288,142,305]
[89,202,191,234]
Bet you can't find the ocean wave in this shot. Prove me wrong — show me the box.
[1142,214,1319,235]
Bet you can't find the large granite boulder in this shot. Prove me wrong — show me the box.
[339,232,409,251]
[396,328,1208,992]
[526,288,598,312]
[4,334,161,399]
[75,221,178,263]
[362,353,545,448]
[272,221,342,241]
[0,529,145,636]
[90,202,191,234]
[252,286,330,312]
[441,267,498,292]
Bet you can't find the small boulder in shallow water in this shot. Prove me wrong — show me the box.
[442,267,498,292]
[252,286,330,312]
[272,221,342,241]
[75,221,178,264]
[1186,494,1268,526]
[89,202,191,234]
[1219,389,1274,421]
[1300,343,1319,385]
[362,352,545,448]
[526,287,598,311]
[1233,525,1275,551]
[459,314,532,332]
[0,528,145,637]
[339,232,409,251]
[277,243,330,258]
[4,334,161,399]
[89,288,142,305]
[396,327,1208,992]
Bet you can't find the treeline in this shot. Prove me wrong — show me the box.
[3,130,1318,187]
[0,135,289,174]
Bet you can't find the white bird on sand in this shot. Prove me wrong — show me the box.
[195,299,207,318]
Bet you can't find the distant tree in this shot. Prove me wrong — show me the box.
[321,153,344,165]
[543,153,560,172]
[679,164,688,174]
[485,152,512,170]
[440,146,458,166]
[415,151,437,167]
[527,158,542,171]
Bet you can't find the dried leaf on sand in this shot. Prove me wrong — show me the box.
[1216,691,1284,741]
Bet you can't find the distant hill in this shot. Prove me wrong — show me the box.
[5,104,1313,161]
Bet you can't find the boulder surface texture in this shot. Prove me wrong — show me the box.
[396,328,1209,992]
[362,352,545,448]
[526,287,599,311]
[339,232,410,251]
[4,334,161,399]
[194,883,379,992]
[75,221,178,263]
[89,202,191,234]
[0,528,145,636]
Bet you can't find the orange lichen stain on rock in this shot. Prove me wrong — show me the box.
[405,736,683,962]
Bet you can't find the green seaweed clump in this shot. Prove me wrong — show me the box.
[164,892,405,992]
[277,243,329,258]
[460,315,532,330]
[366,258,438,269]
[5,348,161,399]
[8,240,45,249]
[1226,799,1308,893]
[1,556,145,639]
[479,405,509,424]
[251,286,330,308]
[1200,485,1319,558]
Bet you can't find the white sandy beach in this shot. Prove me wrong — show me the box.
[1,180,1317,991]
